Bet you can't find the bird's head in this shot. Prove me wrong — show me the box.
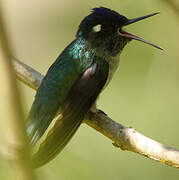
[77,7,162,56]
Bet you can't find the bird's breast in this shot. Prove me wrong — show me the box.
[105,55,120,87]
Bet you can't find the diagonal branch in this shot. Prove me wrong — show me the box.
[12,57,179,169]
[0,5,36,179]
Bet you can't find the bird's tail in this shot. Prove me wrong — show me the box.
[31,99,86,168]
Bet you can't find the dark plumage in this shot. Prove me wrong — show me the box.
[26,7,162,168]
[32,60,108,168]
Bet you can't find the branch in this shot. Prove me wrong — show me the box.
[0,5,36,180]
[12,57,179,169]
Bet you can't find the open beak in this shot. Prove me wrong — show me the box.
[119,13,163,50]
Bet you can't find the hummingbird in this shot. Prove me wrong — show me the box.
[26,7,162,168]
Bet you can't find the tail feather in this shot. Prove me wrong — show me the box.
[26,105,58,146]
[26,98,59,146]
[32,102,85,168]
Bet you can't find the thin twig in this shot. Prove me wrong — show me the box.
[12,57,179,169]
[0,5,36,180]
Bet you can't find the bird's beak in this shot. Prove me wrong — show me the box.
[119,13,163,50]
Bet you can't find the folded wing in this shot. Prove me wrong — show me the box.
[32,60,109,168]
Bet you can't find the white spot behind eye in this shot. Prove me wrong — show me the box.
[92,24,101,32]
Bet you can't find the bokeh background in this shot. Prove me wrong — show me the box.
[1,0,179,179]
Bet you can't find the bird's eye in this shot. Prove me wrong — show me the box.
[92,24,101,32]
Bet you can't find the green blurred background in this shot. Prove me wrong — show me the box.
[1,0,179,179]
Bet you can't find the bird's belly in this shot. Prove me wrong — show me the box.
[90,56,120,113]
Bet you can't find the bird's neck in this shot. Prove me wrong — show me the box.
[72,37,121,83]
[73,37,121,86]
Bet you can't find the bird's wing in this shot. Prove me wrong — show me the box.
[26,52,89,145]
[31,59,109,168]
